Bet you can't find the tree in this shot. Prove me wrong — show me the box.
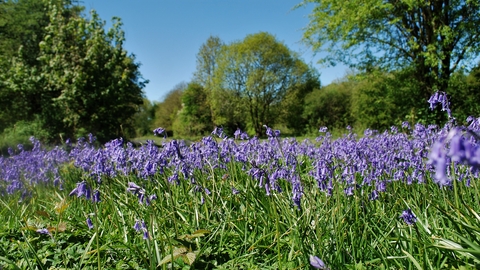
[193,36,224,87]
[132,98,157,137]
[300,0,480,98]
[2,1,147,142]
[303,80,354,132]
[213,32,317,136]
[279,70,320,135]
[152,82,186,136]
[0,0,83,132]
[173,82,213,136]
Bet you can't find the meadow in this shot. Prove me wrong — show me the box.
[1,96,480,269]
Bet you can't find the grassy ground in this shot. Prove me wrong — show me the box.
[1,133,480,269]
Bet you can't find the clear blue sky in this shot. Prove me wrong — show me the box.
[82,0,349,102]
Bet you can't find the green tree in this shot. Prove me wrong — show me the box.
[279,69,320,135]
[2,1,147,142]
[173,82,213,137]
[0,0,82,132]
[213,32,316,136]
[448,65,480,123]
[300,0,480,97]
[194,36,224,88]
[153,82,186,136]
[132,98,157,137]
[303,79,354,132]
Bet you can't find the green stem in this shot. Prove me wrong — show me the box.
[93,202,100,270]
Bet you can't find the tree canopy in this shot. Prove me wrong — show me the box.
[300,0,480,97]
[212,32,318,136]
[0,0,147,142]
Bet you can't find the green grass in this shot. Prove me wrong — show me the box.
[1,158,480,269]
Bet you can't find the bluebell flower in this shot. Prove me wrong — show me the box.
[309,255,328,269]
[69,181,91,200]
[369,190,379,201]
[143,231,150,240]
[36,228,50,235]
[86,217,94,229]
[133,220,143,232]
[92,190,101,203]
[400,209,417,225]
[153,127,165,136]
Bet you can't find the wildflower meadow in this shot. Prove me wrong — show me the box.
[1,93,480,269]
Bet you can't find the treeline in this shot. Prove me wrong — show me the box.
[1,0,480,146]
[143,54,480,139]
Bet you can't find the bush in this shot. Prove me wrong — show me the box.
[0,118,50,155]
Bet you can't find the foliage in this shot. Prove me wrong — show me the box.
[152,82,186,137]
[213,32,318,136]
[278,68,320,135]
[193,35,224,88]
[300,0,480,97]
[173,82,213,137]
[448,65,480,124]
[1,0,147,143]
[0,0,82,133]
[132,98,157,137]
[0,117,50,156]
[303,79,354,132]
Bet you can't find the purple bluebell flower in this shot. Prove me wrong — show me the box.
[86,217,94,229]
[263,125,280,138]
[232,187,240,195]
[344,186,354,196]
[127,182,143,193]
[36,228,50,235]
[400,209,417,225]
[133,220,149,240]
[69,181,91,200]
[428,91,451,118]
[369,190,379,201]
[212,126,226,139]
[133,220,143,232]
[92,190,101,203]
[153,127,165,136]
[309,255,328,269]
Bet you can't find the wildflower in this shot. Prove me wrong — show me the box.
[344,186,354,196]
[400,209,417,225]
[133,220,143,232]
[153,127,165,136]
[309,255,328,269]
[232,187,240,195]
[428,91,451,118]
[127,182,143,194]
[264,125,280,138]
[369,190,379,201]
[133,220,149,240]
[69,181,91,200]
[86,217,94,229]
[36,228,50,235]
[92,190,101,203]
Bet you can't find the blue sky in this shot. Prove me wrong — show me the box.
[83,0,349,101]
